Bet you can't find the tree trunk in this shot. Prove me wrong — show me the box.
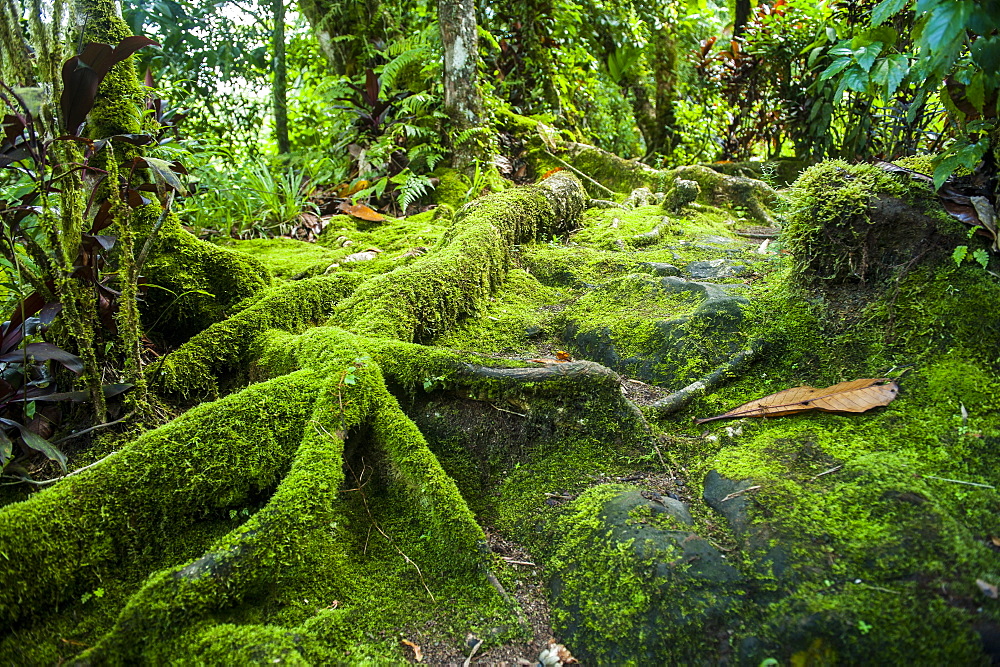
[733,0,752,38]
[438,0,485,171]
[272,0,290,154]
[298,0,383,77]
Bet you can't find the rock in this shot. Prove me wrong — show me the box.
[546,485,742,664]
[638,262,681,277]
[685,259,746,279]
[342,247,383,263]
[623,187,654,208]
[663,178,700,212]
[703,469,755,535]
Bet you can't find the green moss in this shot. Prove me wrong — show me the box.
[224,237,342,279]
[432,167,472,209]
[141,214,271,344]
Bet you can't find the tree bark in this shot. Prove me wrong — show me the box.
[438,0,485,171]
[733,0,752,38]
[272,0,290,154]
[297,0,383,77]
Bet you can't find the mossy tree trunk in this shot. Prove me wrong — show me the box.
[0,173,637,663]
[297,0,384,77]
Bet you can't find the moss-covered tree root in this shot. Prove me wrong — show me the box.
[0,173,620,663]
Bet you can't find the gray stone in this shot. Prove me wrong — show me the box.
[685,259,746,279]
[638,262,681,277]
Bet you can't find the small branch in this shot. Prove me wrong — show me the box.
[544,492,574,500]
[921,474,995,489]
[854,581,900,594]
[720,485,761,503]
[462,638,484,667]
[653,340,766,415]
[501,557,537,566]
[52,411,133,445]
[810,465,843,481]
[337,446,436,603]
[542,149,617,197]
[491,403,527,418]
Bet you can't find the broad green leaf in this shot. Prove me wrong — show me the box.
[820,58,852,81]
[856,42,884,72]
[872,0,910,26]
[843,67,870,93]
[952,245,969,266]
[967,71,986,113]
[971,36,1000,72]
[920,1,971,54]
[933,138,988,190]
[969,8,999,36]
[885,54,910,96]
[862,25,898,47]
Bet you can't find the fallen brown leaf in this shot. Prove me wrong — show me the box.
[555,350,572,361]
[338,201,385,221]
[401,639,422,662]
[695,378,899,425]
[991,536,1000,547]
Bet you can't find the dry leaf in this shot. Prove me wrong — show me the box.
[338,201,385,221]
[977,578,999,599]
[401,639,422,662]
[542,167,563,179]
[555,350,572,361]
[991,536,1000,547]
[695,378,899,425]
[335,180,368,197]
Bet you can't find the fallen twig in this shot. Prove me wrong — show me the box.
[810,465,843,481]
[491,403,528,418]
[921,474,995,489]
[542,150,617,197]
[462,639,484,667]
[720,485,761,502]
[653,340,766,414]
[502,557,537,566]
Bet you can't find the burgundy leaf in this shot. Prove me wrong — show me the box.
[60,56,101,134]
[0,342,84,373]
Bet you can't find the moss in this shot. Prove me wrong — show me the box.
[782,160,943,284]
[141,214,271,345]
[224,237,342,279]
[432,167,472,209]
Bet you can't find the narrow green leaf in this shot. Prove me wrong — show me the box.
[820,58,852,81]
[872,0,910,26]
[18,429,66,472]
[0,430,12,467]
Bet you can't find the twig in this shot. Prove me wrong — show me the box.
[52,411,133,445]
[626,378,652,386]
[491,404,527,418]
[653,340,766,415]
[542,149,617,197]
[854,582,900,594]
[544,493,574,500]
[462,639,484,667]
[708,540,737,552]
[502,558,537,566]
[921,474,995,489]
[720,485,761,502]
[810,465,843,481]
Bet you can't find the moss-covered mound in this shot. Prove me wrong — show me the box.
[4,158,1000,666]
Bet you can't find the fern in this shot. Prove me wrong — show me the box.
[395,171,435,212]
